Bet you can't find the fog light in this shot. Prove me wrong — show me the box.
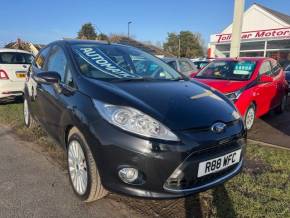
[118,167,139,184]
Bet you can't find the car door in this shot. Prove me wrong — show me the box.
[29,46,51,123]
[36,45,69,140]
[254,60,277,116]
[270,59,285,106]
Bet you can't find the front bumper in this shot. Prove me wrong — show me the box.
[85,118,246,199]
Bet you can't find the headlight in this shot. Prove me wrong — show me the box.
[225,90,242,102]
[93,99,179,141]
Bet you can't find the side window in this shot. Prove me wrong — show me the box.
[46,45,67,82]
[167,61,177,70]
[179,60,194,72]
[64,68,74,88]
[259,61,272,76]
[34,47,50,70]
[271,60,281,76]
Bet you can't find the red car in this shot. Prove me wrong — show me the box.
[191,57,288,130]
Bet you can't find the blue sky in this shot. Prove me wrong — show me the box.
[0,0,289,46]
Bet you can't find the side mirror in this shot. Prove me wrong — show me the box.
[259,74,273,83]
[33,71,61,85]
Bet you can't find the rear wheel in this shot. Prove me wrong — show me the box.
[244,104,256,130]
[67,127,107,202]
[275,95,287,114]
[23,98,37,128]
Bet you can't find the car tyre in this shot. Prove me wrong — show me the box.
[275,95,287,114]
[23,98,37,128]
[244,103,256,130]
[67,127,107,202]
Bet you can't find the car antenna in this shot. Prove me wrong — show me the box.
[93,24,111,44]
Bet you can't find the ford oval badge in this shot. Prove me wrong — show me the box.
[211,122,226,133]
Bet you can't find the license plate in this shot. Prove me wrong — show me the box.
[197,149,242,178]
[16,71,26,78]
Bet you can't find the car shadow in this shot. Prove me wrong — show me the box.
[184,194,203,218]
[183,184,236,218]
[212,185,237,218]
[0,97,23,105]
[248,97,290,148]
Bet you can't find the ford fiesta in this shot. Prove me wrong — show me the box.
[192,58,288,130]
[23,40,246,202]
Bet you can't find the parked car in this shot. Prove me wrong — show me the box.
[192,60,210,70]
[23,40,246,202]
[192,58,288,130]
[285,64,290,93]
[163,57,197,77]
[0,49,33,101]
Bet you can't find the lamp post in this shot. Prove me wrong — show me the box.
[128,21,132,38]
[230,0,245,57]
[178,35,181,58]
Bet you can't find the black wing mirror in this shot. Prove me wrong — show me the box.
[33,71,61,85]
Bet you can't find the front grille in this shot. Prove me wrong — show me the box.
[164,139,245,191]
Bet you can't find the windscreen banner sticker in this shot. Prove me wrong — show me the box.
[233,62,255,75]
[73,47,138,79]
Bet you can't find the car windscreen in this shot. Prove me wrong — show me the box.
[195,60,257,81]
[193,61,209,70]
[0,52,33,64]
[71,43,183,81]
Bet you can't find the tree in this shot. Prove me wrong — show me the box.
[97,33,109,41]
[77,23,97,40]
[163,31,204,58]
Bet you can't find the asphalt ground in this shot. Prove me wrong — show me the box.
[248,98,290,148]
[0,125,143,218]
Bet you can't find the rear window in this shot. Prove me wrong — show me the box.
[0,52,33,64]
[196,60,257,81]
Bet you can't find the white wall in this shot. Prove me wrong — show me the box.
[222,4,289,34]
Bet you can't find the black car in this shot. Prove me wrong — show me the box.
[285,64,290,92]
[23,40,246,202]
[163,57,197,77]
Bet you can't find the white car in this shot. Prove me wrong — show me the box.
[0,49,34,100]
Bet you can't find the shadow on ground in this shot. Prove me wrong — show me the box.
[109,184,236,218]
[248,99,290,148]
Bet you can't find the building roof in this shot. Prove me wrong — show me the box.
[255,3,290,25]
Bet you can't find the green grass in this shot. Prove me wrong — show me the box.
[211,144,290,218]
[0,102,65,166]
[0,102,289,217]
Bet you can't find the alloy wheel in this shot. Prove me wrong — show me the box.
[245,107,255,130]
[68,140,88,195]
[24,99,29,126]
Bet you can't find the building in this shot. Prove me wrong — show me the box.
[209,3,290,67]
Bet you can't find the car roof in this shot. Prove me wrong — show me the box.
[0,48,32,54]
[214,57,268,62]
[56,39,127,48]
[162,57,191,62]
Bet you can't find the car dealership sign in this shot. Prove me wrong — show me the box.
[212,27,290,43]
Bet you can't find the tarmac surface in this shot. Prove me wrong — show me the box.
[248,101,290,148]
[0,125,143,218]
